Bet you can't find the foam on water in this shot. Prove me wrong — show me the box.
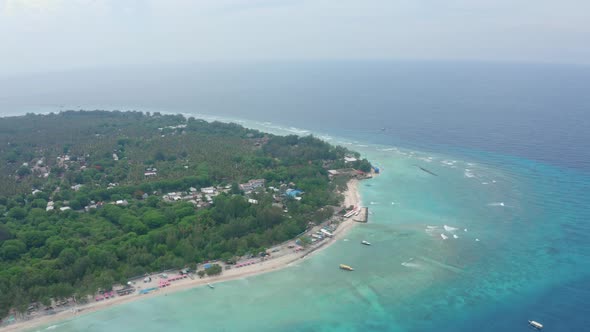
[444,225,458,232]
[464,169,476,178]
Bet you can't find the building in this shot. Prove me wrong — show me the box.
[328,170,340,176]
[163,193,182,201]
[285,189,303,198]
[200,187,217,195]
[327,168,357,178]
[239,179,266,192]
[71,184,83,191]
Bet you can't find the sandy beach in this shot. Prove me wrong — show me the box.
[1,179,362,332]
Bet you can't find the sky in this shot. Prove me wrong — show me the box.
[0,0,589,76]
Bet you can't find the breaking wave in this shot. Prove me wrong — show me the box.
[443,225,458,232]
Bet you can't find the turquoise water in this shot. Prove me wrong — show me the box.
[32,119,590,332]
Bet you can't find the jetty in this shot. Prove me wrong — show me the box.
[353,207,369,223]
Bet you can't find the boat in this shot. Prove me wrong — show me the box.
[207,283,215,289]
[361,240,371,246]
[339,264,354,271]
[528,320,543,330]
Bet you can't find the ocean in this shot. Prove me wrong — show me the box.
[1,61,589,331]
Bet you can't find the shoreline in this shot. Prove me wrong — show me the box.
[1,179,363,332]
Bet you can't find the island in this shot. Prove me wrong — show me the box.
[0,111,373,330]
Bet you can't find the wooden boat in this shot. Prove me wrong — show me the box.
[528,320,543,330]
[339,264,354,271]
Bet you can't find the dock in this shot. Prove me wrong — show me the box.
[353,207,368,223]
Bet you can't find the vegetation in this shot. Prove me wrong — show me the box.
[205,264,222,276]
[0,111,370,317]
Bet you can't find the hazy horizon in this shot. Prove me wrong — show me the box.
[1,0,590,77]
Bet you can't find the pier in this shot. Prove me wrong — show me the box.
[353,207,369,223]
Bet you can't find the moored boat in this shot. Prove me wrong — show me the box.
[207,283,215,289]
[339,264,354,271]
[361,240,371,246]
[528,320,543,330]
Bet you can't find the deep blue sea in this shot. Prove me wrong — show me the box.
[1,61,589,332]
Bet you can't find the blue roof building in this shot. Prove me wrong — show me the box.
[285,189,303,198]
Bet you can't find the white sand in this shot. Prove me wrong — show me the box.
[1,179,363,332]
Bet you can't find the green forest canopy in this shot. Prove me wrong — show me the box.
[0,111,371,317]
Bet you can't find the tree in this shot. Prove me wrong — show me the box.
[358,159,372,173]
[1,239,27,260]
[205,264,222,276]
[8,207,27,220]
[69,199,82,210]
[142,210,166,229]
[17,166,31,177]
[154,151,166,161]
[31,198,48,209]
[230,182,242,195]
[58,248,79,267]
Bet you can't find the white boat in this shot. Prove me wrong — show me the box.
[207,283,215,289]
[339,264,354,271]
[528,320,543,330]
[361,240,371,246]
